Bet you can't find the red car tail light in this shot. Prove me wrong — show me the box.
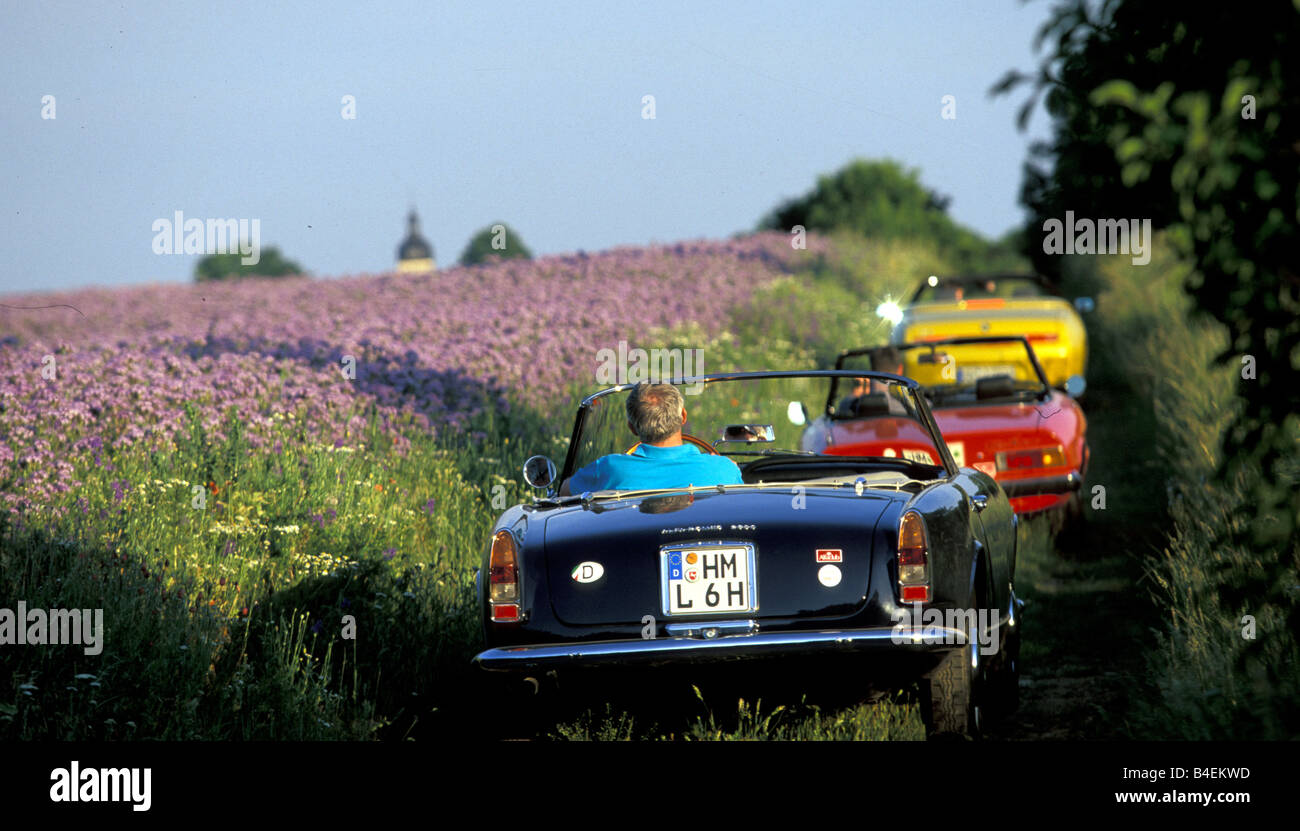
[489,530,521,622]
[996,445,1066,471]
[898,510,930,604]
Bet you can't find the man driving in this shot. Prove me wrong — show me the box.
[836,346,909,416]
[559,382,744,493]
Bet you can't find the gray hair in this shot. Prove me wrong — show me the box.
[626,382,685,443]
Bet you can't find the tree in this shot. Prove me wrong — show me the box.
[998,0,1300,734]
[194,247,304,282]
[459,223,532,267]
[757,159,1021,272]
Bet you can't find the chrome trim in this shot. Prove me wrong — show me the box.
[474,626,968,670]
[1000,472,1081,497]
[664,619,759,639]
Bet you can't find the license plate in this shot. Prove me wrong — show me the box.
[661,544,757,616]
[957,365,1016,383]
[946,441,965,466]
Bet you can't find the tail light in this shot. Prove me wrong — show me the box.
[996,445,1066,471]
[897,510,930,603]
[489,530,521,623]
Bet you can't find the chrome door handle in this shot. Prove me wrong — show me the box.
[971,493,989,512]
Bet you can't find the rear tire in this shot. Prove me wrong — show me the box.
[921,644,978,739]
[920,585,986,739]
[1055,491,1086,549]
[987,599,1021,718]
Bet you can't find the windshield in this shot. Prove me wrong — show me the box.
[561,373,951,491]
[911,274,1050,303]
[837,338,1049,408]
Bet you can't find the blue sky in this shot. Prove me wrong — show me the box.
[0,0,1056,294]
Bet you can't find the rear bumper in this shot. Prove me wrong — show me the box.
[474,625,967,672]
[999,471,1081,498]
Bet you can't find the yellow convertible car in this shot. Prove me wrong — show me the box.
[888,274,1092,389]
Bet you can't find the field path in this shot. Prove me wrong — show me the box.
[986,524,1163,740]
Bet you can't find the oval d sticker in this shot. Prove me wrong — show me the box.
[571,561,605,583]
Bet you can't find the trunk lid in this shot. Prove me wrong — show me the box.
[541,488,897,627]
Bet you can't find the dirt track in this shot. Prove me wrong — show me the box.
[985,522,1163,740]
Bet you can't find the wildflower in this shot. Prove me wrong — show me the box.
[310,619,324,635]
[423,498,437,514]
[383,547,397,561]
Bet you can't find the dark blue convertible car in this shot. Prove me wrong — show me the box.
[474,370,1021,738]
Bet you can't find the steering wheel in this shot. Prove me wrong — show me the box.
[626,434,718,455]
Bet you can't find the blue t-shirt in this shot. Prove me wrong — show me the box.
[566,443,745,492]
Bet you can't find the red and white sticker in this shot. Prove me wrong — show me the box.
[816,549,842,563]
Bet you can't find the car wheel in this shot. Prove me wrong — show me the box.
[920,590,985,740]
[987,594,1021,718]
[1058,491,1085,536]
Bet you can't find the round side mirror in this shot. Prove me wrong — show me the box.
[522,455,556,489]
[1073,296,1096,314]
[1065,375,1087,398]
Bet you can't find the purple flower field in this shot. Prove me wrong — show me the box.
[0,233,823,514]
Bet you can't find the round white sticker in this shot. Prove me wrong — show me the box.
[818,564,842,587]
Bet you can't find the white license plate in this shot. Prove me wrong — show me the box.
[946,441,965,466]
[661,544,757,615]
[957,364,1016,383]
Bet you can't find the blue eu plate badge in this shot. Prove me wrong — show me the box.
[668,550,683,580]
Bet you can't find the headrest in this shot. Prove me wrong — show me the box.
[975,375,1015,400]
[851,392,891,416]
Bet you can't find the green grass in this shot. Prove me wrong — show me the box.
[1063,240,1299,739]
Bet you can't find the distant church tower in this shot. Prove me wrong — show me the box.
[396,209,436,273]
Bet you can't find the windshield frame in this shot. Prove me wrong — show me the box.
[834,335,1052,407]
[908,272,1059,304]
[557,370,959,486]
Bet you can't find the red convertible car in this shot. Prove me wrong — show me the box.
[811,337,1089,520]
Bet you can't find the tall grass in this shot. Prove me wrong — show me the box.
[1073,239,1299,739]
